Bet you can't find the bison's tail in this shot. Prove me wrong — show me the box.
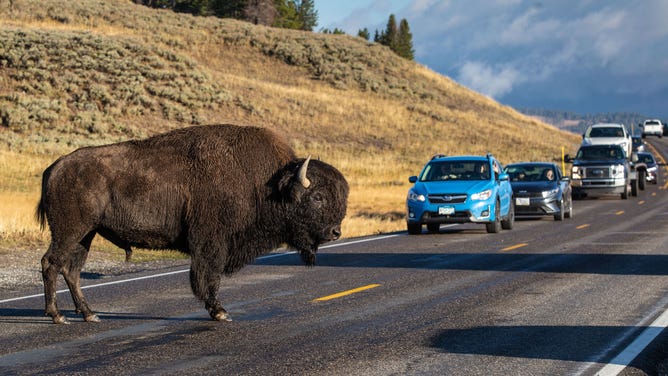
[35,164,53,231]
[35,196,47,231]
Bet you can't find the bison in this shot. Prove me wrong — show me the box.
[36,124,349,324]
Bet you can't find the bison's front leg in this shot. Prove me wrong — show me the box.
[189,250,231,322]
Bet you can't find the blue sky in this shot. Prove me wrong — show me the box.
[313,0,668,119]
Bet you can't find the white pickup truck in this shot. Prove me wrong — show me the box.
[581,123,632,158]
[640,119,663,138]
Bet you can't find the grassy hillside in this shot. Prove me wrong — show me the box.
[0,0,580,257]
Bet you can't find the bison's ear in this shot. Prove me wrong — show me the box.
[276,157,311,202]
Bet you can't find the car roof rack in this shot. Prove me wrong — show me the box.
[431,153,447,160]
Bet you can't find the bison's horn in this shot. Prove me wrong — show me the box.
[298,155,311,188]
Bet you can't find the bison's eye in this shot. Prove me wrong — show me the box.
[311,193,324,203]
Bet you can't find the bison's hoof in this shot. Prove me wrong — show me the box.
[84,314,101,323]
[53,315,70,325]
[212,311,232,322]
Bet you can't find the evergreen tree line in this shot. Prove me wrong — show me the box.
[139,2,414,61]
[519,108,652,135]
[358,14,414,61]
[136,0,318,31]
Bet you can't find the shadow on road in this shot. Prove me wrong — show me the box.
[256,251,668,276]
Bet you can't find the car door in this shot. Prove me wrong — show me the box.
[494,160,512,216]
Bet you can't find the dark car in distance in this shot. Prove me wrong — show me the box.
[503,162,573,221]
[636,152,658,185]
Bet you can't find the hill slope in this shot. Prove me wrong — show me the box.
[0,0,580,243]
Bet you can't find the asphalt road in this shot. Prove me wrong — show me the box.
[1,139,668,375]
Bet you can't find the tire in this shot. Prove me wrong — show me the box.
[427,223,440,233]
[501,200,514,230]
[564,197,573,219]
[407,223,422,235]
[486,201,501,233]
[621,182,629,199]
[554,200,564,221]
[631,178,638,197]
[638,170,646,190]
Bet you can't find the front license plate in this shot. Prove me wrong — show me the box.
[516,197,530,206]
[438,206,455,215]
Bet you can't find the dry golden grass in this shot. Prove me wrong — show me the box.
[0,0,581,258]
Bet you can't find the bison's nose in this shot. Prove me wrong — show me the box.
[330,226,341,240]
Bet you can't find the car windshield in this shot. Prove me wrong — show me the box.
[421,161,490,181]
[505,165,556,182]
[637,154,655,164]
[588,127,624,137]
[575,147,623,160]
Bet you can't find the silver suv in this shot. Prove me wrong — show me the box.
[640,119,663,138]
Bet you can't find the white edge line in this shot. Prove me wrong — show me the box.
[0,234,401,305]
[596,308,668,376]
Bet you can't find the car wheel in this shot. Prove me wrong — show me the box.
[427,223,440,233]
[621,182,629,199]
[501,200,514,230]
[564,197,573,219]
[486,201,501,233]
[631,178,638,197]
[554,200,565,221]
[407,222,422,235]
[638,170,646,190]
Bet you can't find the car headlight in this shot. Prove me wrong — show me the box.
[407,190,426,202]
[611,164,625,177]
[542,187,560,198]
[471,189,492,201]
[647,166,658,173]
[571,166,582,179]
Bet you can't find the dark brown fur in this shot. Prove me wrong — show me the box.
[37,124,349,324]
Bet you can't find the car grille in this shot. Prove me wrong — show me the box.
[514,191,543,198]
[428,193,467,204]
[583,166,611,178]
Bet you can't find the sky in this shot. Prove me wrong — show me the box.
[313,0,668,119]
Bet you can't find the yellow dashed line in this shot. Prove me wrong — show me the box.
[577,224,590,229]
[638,200,645,205]
[500,243,528,252]
[615,210,624,215]
[313,284,381,302]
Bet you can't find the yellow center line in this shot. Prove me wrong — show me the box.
[313,284,381,302]
[615,210,624,215]
[500,243,528,252]
[577,224,590,229]
[653,192,658,196]
[638,200,645,205]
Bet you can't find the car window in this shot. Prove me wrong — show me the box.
[421,161,490,181]
[505,165,556,182]
[589,127,623,137]
[576,147,623,160]
[638,154,655,164]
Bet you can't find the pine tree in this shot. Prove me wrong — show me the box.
[296,0,318,31]
[357,28,370,40]
[396,18,414,60]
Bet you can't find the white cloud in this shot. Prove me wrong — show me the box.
[457,61,523,98]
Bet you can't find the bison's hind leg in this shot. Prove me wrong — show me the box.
[41,246,68,324]
[61,231,100,322]
[42,231,99,324]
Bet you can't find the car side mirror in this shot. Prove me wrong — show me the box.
[409,176,418,183]
[631,152,638,163]
[564,154,573,163]
[561,176,570,182]
[498,173,509,181]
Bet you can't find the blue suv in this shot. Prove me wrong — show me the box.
[406,154,514,234]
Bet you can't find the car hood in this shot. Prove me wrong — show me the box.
[583,137,628,146]
[415,180,491,194]
[573,158,626,166]
[510,181,557,193]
